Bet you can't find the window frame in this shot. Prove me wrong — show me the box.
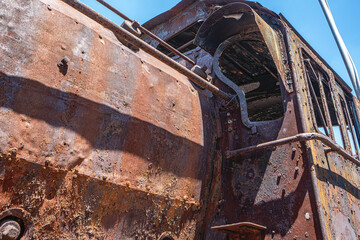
[300,47,358,155]
[213,33,287,127]
[347,96,360,155]
[338,89,359,157]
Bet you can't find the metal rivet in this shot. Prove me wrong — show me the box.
[0,220,21,240]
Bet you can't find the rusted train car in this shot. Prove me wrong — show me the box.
[1,0,360,239]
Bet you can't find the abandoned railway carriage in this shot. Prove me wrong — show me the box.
[0,0,360,239]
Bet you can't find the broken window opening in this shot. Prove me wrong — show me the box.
[347,96,360,153]
[304,60,331,136]
[157,20,203,56]
[306,70,329,136]
[323,80,346,150]
[218,35,284,122]
[302,53,346,149]
[339,96,359,156]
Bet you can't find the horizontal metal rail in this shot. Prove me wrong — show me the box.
[226,133,360,167]
[176,39,195,53]
[96,0,196,66]
[61,0,233,102]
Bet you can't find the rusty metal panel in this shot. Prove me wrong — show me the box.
[0,0,218,239]
[1,0,360,239]
[196,3,322,239]
[287,27,360,240]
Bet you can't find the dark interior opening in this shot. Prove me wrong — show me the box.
[304,56,339,127]
[308,70,327,128]
[323,82,338,125]
[157,20,203,56]
[218,35,284,122]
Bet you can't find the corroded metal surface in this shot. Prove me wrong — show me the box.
[0,0,217,238]
[1,0,360,239]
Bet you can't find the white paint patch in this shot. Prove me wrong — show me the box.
[72,28,93,61]
[142,64,151,74]
[224,13,244,21]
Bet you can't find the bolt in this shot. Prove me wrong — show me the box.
[305,212,311,220]
[0,220,21,240]
[10,148,17,156]
[45,159,50,167]
[295,167,299,172]
[227,112,231,117]
[63,56,70,64]
[47,5,52,11]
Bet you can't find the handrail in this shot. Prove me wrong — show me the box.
[226,133,360,167]
[95,0,196,66]
[60,0,234,102]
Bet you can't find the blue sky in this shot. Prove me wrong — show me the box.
[80,0,360,93]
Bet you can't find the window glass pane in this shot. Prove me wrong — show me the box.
[333,126,344,149]
[348,126,358,155]
[318,127,326,135]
